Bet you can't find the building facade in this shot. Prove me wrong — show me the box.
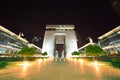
[0,25,30,55]
[42,25,78,58]
[98,25,120,54]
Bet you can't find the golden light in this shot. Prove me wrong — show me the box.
[67,58,75,62]
[18,61,30,67]
[66,58,71,61]
[94,65,99,72]
[91,61,105,67]
[87,61,101,78]
[73,58,78,62]
[92,61,102,79]
[44,58,49,62]
[23,61,29,67]
[38,59,43,63]
[22,61,29,72]
[49,57,54,61]
[93,61,99,66]
[46,58,52,62]
[43,58,46,61]
[79,59,83,64]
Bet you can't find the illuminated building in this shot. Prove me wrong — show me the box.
[42,25,78,58]
[98,25,120,54]
[0,25,28,54]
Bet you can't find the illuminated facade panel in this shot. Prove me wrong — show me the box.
[0,25,29,54]
[98,25,120,54]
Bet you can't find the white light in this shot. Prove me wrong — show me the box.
[38,59,42,63]
[23,61,29,67]
[93,61,99,66]
[79,59,83,64]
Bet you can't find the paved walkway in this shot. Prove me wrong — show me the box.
[0,58,120,80]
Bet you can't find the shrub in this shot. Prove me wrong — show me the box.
[0,61,8,69]
[111,58,120,68]
[72,51,79,55]
[42,52,47,56]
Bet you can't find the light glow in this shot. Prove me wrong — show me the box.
[93,61,99,66]
[79,59,83,64]
[91,61,105,67]
[22,61,29,72]
[38,59,43,63]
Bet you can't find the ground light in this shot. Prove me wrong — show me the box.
[49,57,54,61]
[79,59,84,64]
[67,58,73,62]
[92,61,100,72]
[22,61,29,72]
[23,61,29,67]
[93,61,99,66]
[38,59,42,63]
[18,61,32,72]
[47,58,54,62]
[91,61,105,66]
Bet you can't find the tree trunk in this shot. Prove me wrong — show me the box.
[24,56,27,61]
[92,55,95,61]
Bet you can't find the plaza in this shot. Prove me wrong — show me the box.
[0,25,120,80]
[0,58,120,80]
[0,0,120,79]
[42,25,78,58]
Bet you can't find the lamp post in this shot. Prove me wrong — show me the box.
[86,37,93,44]
[18,32,24,37]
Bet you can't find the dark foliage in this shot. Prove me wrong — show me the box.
[42,52,48,56]
[0,61,8,69]
[72,51,80,55]
[111,58,120,68]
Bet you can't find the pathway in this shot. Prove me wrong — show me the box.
[0,58,120,80]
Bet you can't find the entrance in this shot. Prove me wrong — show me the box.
[55,44,64,58]
[42,25,78,58]
[54,35,66,58]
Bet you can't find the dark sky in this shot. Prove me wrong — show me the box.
[0,0,120,48]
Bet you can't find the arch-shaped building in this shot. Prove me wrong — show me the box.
[42,25,78,58]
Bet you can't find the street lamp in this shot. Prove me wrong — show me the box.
[18,32,24,37]
[86,37,93,44]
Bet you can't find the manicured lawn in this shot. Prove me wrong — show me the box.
[0,61,8,69]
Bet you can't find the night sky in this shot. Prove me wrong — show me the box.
[0,0,120,48]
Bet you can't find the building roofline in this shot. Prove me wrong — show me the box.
[98,25,120,39]
[78,42,95,50]
[0,25,28,43]
[30,44,41,50]
[46,25,74,30]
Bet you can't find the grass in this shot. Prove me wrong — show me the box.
[0,61,8,69]
[111,58,120,69]
[76,56,120,68]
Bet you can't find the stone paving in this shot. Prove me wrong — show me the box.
[0,58,120,80]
